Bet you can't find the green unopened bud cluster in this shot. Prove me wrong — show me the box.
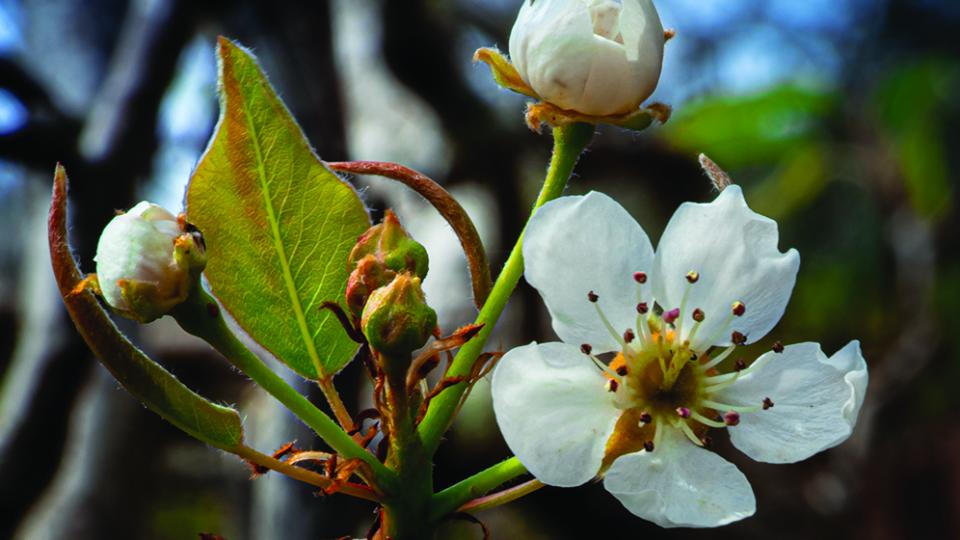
[347,210,436,358]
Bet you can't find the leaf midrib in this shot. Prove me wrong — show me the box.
[238,84,324,378]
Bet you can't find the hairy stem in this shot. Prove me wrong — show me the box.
[317,377,356,432]
[417,123,594,455]
[430,456,529,520]
[173,289,395,487]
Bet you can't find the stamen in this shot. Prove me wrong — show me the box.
[606,379,619,392]
[691,410,725,428]
[701,435,713,448]
[623,329,635,344]
[735,358,746,371]
[580,344,593,355]
[685,271,700,284]
[587,291,599,303]
[643,440,655,452]
[581,343,620,379]
[691,308,705,322]
[723,411,741,426]
[698,345,735,371]
[675,406,691,419]
[732,301,746,317]
[701,399,762,414]
[731,331,747,345]
[616,365,629,377]
[762,397,774,410]
[633,272,648,284]
[699,312,737,349]
[638,411,653,427]
[772,341,785,353]
[663,308,680,326]
[703,373,742,393]
[593,300,627,348]
[676,419,704,446]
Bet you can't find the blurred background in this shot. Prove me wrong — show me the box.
[1,0,958,538]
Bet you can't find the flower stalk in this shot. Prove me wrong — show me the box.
[417,122,595,455]
[171,288,396,488]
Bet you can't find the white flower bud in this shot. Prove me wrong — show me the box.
[509,0,665,117]
[94,201,200,322]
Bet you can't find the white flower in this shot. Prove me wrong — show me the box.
[95,201,202,322]
[508,0,665,117]
[492,187,868,528]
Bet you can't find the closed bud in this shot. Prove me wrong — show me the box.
[509,0,665,117]
[94,202,205,323]
[348,210,428,279]
[345,254,397,317]
[361,273,437,357]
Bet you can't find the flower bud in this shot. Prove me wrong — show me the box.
[361,273,437,358]
[345,254,396,317]
[348,210,428,280]
[509,0,665,117]
[94,201,205,323]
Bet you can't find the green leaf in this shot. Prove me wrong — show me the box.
[48,165,243,451]
[187,37,370,379]
[661,85,835,168]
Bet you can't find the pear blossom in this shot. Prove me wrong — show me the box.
[95,201,203,322]
[492,187,868,527]
[508,0,665,116]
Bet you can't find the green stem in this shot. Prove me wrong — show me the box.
[173,289,395,486]
[417,123,594,455]
[430,456,529,520]
[458,479,544,514]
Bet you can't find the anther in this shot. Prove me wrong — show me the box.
[636,302,649,314]
[616,365,629,377]
[676,407,691,419]
[723,411,741,426]
[772,341,784,353]
[735,358,746,371]
[633,271,648,284]
[762,397,775,410]
[701,436,713,449]
[606,379,619,393]
[692,308,705,322]
[587,291,599,303]
[686,271,700,284]
[580,344,593,355]
[732,301,746,317]
[731,331,747,345]
[643,440,655,453]
[623,329,635,343]
[663,308,680,325]
[638,411,653,425]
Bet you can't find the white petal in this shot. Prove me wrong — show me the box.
[492,341,620,487]
[652,186,799,349]
[603,428,756,528]
[524,192,654,353]
[718,341,869,464]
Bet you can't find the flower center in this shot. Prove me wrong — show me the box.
[582,270,778,467]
